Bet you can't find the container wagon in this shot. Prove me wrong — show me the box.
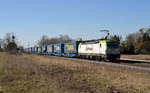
[63,42,79,57]
[53,43,64,56]
[47,45,54,55]
[41,45,47,55]
[34,47,38,54]
[37,47,42,54]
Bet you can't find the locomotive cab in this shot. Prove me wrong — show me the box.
[101,40,120,60]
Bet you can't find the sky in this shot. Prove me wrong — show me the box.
[0,0,150,47]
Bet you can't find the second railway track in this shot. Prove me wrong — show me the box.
[44,55,150,72]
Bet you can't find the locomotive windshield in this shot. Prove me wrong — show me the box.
[107,42,119,48]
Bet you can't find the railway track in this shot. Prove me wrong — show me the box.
[45,55,150,72]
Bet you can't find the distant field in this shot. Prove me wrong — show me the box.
[121,55,150,60]
[0,52,150,93]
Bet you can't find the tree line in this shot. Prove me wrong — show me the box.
[38,34,74,46]
[37,28,150,54]
[0,27,150,54]
[120,28,150,54]
[0,33,22,53]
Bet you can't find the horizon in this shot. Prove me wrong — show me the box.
[0,0,150,47]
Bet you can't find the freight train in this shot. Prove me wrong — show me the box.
[24,39,120,61]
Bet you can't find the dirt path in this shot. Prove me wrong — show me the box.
[0,53,150,93]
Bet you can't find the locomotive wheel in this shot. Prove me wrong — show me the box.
[92,56,96,60]
[96,56,102,61]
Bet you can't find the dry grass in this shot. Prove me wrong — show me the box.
[0,52,150,93]
[122,55,150,60]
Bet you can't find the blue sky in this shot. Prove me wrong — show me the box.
[0,0,150,47]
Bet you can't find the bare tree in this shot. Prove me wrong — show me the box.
[3,33,18,52]
[121,27,150,54]
[38,34,73,46]
[58,34,73,43]
[38,35,49,46]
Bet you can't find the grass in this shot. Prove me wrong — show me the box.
[0,53,7,76]
[0,52,150,93]
[0,63,5,76]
